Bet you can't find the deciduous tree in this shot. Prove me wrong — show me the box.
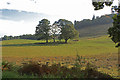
[57,19,79,43]
[35,19,51,43]
[50,21,61,43]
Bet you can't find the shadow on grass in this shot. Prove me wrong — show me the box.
[2,42,66,47]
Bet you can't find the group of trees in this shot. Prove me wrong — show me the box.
[1,34,39,40]
[74,14,113,30]
[35,19,79,43]
[1,19,79,43]
[2,19,79,43]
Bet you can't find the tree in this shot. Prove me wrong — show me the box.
[108,3,120,47]
[108,13,120,47]
[92,0,113,10]
[50,21,61,43]
[57,19,79,43]
[2,35,8,40]
[35,19,51,43]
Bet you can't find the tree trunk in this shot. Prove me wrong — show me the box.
[65,39,68,43]
[46,39,48,43]
[53,38,55,43]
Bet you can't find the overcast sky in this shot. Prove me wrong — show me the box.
[0,0,118,37]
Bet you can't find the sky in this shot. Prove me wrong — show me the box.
[0,0,118,37]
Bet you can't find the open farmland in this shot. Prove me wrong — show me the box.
[2,35,117,57]
[1,35,119,77]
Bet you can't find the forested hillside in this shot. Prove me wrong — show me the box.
[74,14,113,37]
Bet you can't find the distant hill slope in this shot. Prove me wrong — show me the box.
[74,14,113,37]
[78,23,112,37]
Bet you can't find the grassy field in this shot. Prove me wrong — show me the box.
[2,35,117,57]
[1,35,119,78]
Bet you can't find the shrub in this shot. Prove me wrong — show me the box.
[18,61,41,76]
[84,63,113,79]
[2,61,19,71]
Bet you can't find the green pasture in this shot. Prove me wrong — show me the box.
[2,35,118,57]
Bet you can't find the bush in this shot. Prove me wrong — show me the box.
[18,61,84,78]
[84,63,113,78]
[2,61,19,72]
[18,61,41,76]
[2,55,117,79]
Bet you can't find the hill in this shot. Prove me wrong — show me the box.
[78,23,112,37]
[74,14,113,37]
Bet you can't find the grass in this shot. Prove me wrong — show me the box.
[2,70,39,78]
[2,35,117,58]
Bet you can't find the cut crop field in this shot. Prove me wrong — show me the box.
[1,35,119,77]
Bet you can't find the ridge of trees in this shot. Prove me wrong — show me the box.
[1,34,38,41]
[74,14,113,30]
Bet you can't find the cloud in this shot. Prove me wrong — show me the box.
[0,19,37,37]
[0,9,48,22]
[6,2,11,5]
[1,0,94,21]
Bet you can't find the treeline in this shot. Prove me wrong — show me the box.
[74,14,113,29]
[1,34,38,41]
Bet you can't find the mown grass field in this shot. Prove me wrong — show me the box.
[1,35,119,78]
[2,35,117,57]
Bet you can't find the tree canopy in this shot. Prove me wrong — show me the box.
[50,21,61,43]
[35,19,51,43]
[57,19,79,43]
[35,19,78,43]
[92,0,114,10]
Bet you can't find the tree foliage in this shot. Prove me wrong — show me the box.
[57,19,79,43]
[108,13,120,47]
[74,14,113,30]
[35,19,51,43]
[92,0,113,10]
[50,21,61,42]
[1,34,40,41]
